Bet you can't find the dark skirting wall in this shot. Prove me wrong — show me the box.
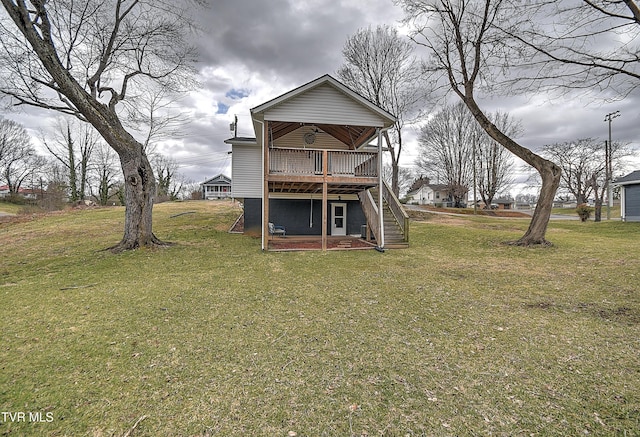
[242,198,367,235]
[243,198,262,233]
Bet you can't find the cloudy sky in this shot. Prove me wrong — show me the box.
[3,0,639,191]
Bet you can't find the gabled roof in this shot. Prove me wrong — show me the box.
[614,170,640,186]
[250,74,396,123]
[407,184,449,196]
[202,174,231,185]
[223,136,257,145]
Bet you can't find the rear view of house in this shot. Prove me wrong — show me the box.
[226,75,409,250]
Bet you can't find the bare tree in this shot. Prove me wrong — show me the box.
[0,117,40,196]
[337,24,430,196]
[499,0,640,98]
[399,0,561,246]
[474,111,518,207]
[42,118,99,202]
[90,143,121,206]
[153,156,185,201]
[416,102,474,207]
[542,138,631,221]
[126,87,190,154]
[382,164,415,198]
[0,0,200,251]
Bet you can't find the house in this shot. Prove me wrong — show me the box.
[225,74,409,250]
[201,174,232,200]
[0,185,37,199]
[492,198,514,210]
[406,177,451,206]
[614,170,640,222]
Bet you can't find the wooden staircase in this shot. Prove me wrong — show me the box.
[359,183,409,249]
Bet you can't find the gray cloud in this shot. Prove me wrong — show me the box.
[2,0,638,188]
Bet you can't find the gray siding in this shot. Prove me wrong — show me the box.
[263,84,386,127]
[624,184,640,221]
[268,199,366,236]
[232,144,262,199]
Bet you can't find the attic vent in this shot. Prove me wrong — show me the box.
[304,132,316,145]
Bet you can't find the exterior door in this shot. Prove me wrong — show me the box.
[331,203,347,236]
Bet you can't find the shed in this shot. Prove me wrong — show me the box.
[614,170,640,222]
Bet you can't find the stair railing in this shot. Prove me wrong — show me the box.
[381,181,409,243]
[357,189,380,243]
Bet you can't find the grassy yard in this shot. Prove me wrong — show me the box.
[1,201,638,436]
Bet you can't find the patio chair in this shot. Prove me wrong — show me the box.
[268,222,286,237]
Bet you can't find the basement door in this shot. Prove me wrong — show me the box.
[331,203,347,236]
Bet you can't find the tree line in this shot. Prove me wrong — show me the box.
[0,116,196,208]
[338,0,639,243]
[1,0,639,248]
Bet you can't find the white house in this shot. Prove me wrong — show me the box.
[225,74,409,250]
[201,174,232,200]
[406,177,451,206]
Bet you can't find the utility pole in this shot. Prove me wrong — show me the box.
[604,111,620,220]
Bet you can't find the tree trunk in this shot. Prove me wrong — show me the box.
[464,95,561,245]
[1,1,169,251]
[517,161,560,245]
[108,142,168,252]
[594,200,603,222]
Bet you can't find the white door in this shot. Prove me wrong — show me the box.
[331,203,347,236]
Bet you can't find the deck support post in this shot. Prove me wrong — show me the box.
[377,128,385,249]
[322,149,328,251]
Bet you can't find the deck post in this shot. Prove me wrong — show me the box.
[322,149,328,251]
[377,128,385,249]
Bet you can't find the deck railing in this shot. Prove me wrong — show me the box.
[269,148,377,177]
[382,181,409,243]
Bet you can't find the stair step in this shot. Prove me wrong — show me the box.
[359,187,409,249]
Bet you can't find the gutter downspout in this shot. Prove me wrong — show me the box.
[253,118,265,250]
[377,126,392,250]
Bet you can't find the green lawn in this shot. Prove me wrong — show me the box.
[1,201,639,436]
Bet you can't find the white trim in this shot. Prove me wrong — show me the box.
[253,118,266,251]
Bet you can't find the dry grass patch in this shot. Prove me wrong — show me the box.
[1,202,639,435]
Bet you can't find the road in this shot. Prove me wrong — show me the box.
[403,204,579,220]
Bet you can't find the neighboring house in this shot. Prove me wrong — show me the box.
[493,198,514,210]
[553,200,578,209]
[225,74,409,250]
[614,170,640,222]
[201,174,232,200]
[406,184,451,206]
[406,177,451,206]
[0,185,37,199]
